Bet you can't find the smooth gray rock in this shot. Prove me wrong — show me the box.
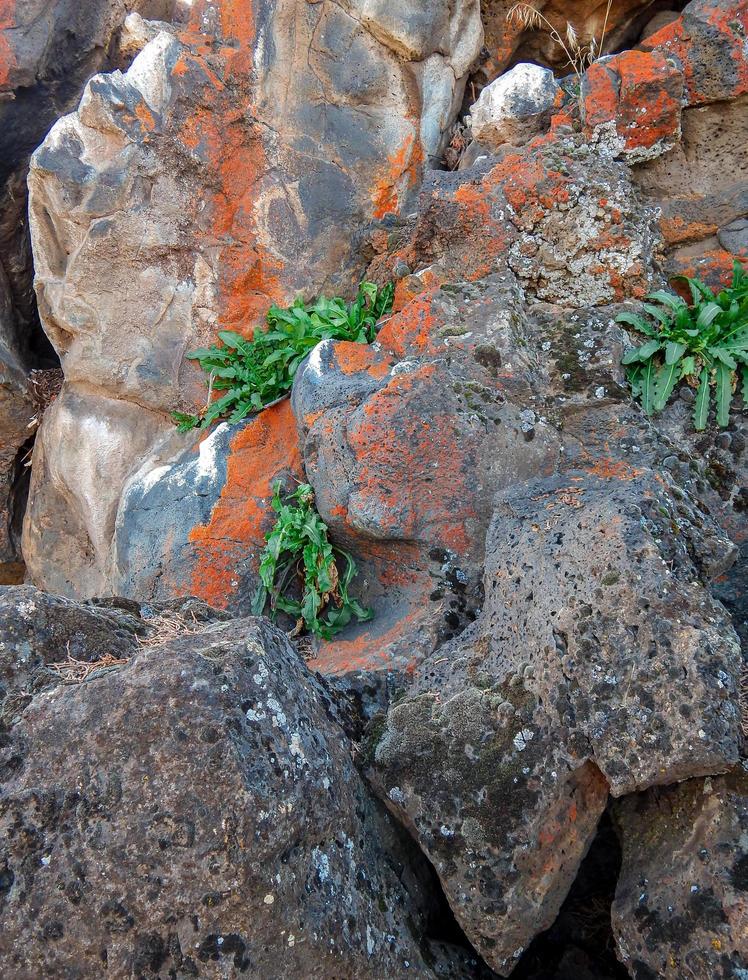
[469,63,560,148]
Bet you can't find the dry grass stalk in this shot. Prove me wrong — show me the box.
[136,610,204,648]
[507,0,614,77]
[49,650,130,684]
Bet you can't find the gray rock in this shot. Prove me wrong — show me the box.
[612,766,748,977]
[0,584,144,724]
[469,63,560,149]
[368,468,742,975]
[0,617,440,978]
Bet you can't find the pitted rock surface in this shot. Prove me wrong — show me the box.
[612,767,748,978]
[0,618,442,979]
[368,468,742,974]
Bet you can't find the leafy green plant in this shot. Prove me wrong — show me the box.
[174,281,394,431]
[618,262,748,430]
[252,482,373,640]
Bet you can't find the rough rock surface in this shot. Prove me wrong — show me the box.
[0,617,441,978]
[469,63,560,149]
[368,467,742,975]
[24,0,483,599]
[612,767,748,978]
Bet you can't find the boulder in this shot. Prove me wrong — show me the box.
[368,467,742,975]
[612,767,748,978]
[0,616,441,978]
[24,0,483,600]
[581,50,684,162]
[113,400,303,609]
[469,63,560,149]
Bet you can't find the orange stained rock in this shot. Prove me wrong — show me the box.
[668,250,747,292]
[584,458,644,481]
[0,0,15,90]
[170,47,286,339]
[188,399,303,608]
[642,4,748,105]
[372,133,424,220]
[660,214,718,247]
[378,289,440,357]
[346,366,475,554]
[333,342,393,379]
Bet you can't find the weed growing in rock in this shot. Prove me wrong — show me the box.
[173,281,394,431]
[618,262,748,430]
[507,0,613,78]
[253,482,372,640]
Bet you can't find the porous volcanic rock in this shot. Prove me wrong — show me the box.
[24,0,483,600]
[368,467,742,975]
[612,767,748,978]
[0,617,442,978]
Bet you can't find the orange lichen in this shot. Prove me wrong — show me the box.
[333,342,393,379]
[0,0,16,89]
[372,133,424,219]
[188,400,303,608]
[378,289,440,357]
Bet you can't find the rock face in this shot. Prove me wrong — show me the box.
[469,63,560,149]
[23,0,483,599]
[612,768,748,978]
[0,616,443,978]
[0,1,187,571]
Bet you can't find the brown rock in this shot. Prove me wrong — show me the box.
[612,767,748,978]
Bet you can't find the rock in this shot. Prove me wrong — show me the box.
[612,767,748,978]
[368,467,742,975]
[469,63,560,149]
[640,10,681,40]
[0,584,143,724]
[113,400,303,609]
[23,386,172,598]
[25,0,483,600]
[372,130,661,306]
[581,50,684,162]
[631,89,748,294]
[0,616,441,978]
[640,0,748,107]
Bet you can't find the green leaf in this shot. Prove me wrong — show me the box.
[711,348,737,370]
[646,290,687,310]
[615,311,658,337]
[653,362,680,412]
[664,341,686,365]
[714,362,733,428]
[640,356,658,416]
[742,365,748,407]
[695,302,722,330]
[693,368,710,431]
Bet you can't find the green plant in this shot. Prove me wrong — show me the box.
[174,281,394,431]
[618,262,748,430]
[252,482,372,640]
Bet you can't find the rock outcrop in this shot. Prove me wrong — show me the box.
[0,615,445,978]
[23,0,483,599]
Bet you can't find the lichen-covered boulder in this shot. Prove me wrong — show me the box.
[612,767,748,978]
[469,63,560,149]
[370,130,661,306]
[368,467,742,975]
[0,616,441,978]
[581,49,684,162]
